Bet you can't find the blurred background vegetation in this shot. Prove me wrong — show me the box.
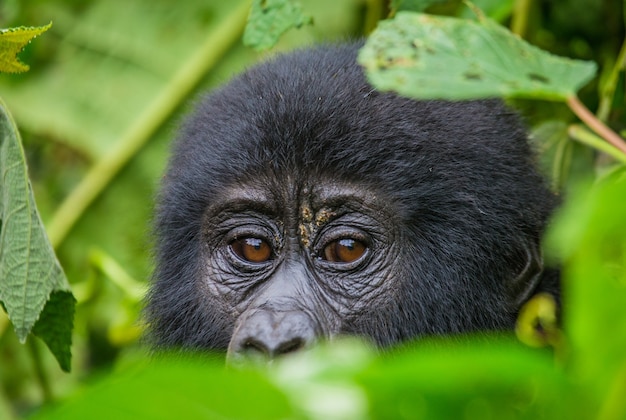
[0,0,624,418]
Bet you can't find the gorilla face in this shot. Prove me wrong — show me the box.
[146,43,558,361]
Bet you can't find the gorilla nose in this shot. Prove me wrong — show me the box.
[227,309,316,362]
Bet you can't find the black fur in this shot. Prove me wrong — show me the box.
[146,43,558,352]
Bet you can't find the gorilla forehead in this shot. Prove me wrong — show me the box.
[173,46,414,187]
[202,180,393,230]
[165,44,539,222]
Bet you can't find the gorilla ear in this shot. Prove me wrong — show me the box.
[508,240,544,309]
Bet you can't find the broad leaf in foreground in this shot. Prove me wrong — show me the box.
[545,173,626,401]
[32,355,294,420]
[0,98,75,372]
[359,12,596,100]
[0,23,52,73]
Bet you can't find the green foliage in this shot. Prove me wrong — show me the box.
[546,172,626,400]
[0,0,624,418]
[359,340,566,419]
[31,356,294,419]
[359,11,597,100]
[0,23,51,73]
[28,339,563,419]
[243,0,313,51]
[0,98,75,372]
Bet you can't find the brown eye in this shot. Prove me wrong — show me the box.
[323,238,366,263]
[230,237,272,263]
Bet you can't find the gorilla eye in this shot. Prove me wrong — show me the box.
[230,237,272,263]
[323,238,367,264]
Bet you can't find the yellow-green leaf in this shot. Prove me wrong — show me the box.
[0,23,52,73]
[515,292,560,348]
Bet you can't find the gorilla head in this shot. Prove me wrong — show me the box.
[146,43,558,361]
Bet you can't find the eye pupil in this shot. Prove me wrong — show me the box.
[230,237,272,263]
[323,238,366,263]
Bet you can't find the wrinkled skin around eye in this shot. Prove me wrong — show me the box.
[230,237,272,263]
[323,238,366,263]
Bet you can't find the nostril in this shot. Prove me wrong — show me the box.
[275,337,305,355]
[240,338,269,356]
[241,336,305,357]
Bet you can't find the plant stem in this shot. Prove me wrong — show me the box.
[363,0,384,32]
[46,1,251,249]
[566,95,626,156]
[511,0,532,37]
[551,133,571,191]
[568,125,626,164]
[597,37,626,122]
[28,339,53,403]
[89,248,146,300]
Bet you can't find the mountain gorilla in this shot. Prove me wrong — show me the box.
[146,43,559,361]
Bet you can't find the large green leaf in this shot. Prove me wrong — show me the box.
[0,98,74,372]
[545,173,626,403]
[360,339,572,418]
[359,11,597,100]
[31,355,294,420]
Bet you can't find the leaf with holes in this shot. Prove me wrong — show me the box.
[0,98,75,371]
[359,12,597,100]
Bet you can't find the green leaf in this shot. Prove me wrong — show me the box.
[0,97,75,372]
[545,174,626,398]
[361,338,571,418]
[515,292,560,348]
[31,355,294,420]
[243,0,313,51]
[358,12,597,100]
[271,338,374,419]
[31,291,76,371]
[0,23,51,73]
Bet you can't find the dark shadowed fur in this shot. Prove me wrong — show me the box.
[145,43,558,352]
